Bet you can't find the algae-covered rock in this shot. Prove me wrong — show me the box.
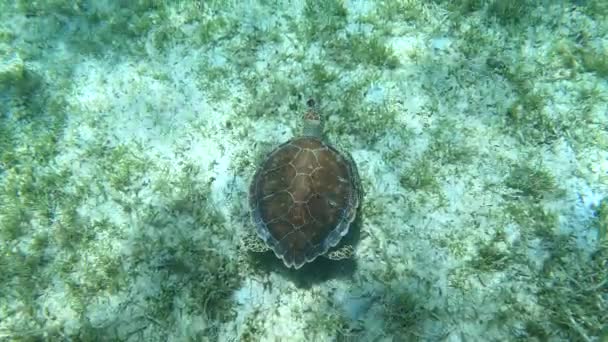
[597,198,608,242]
[0,53,25,89]
[0,51,43,96]
[0,52,45,121]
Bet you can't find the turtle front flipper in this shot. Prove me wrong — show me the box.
[324,244,355,261]
[241,232,270,253]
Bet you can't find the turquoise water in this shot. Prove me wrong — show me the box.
[0,1,607,340]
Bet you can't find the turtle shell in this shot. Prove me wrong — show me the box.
[249,136,360,269]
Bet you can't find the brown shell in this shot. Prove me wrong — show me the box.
[249,136,360,269]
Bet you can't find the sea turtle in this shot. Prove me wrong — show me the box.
[245,99,362,269]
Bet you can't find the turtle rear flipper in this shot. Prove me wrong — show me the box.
[324,244,355,260]
[241,233,270,253]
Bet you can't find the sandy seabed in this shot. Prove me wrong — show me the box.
[0,1,606,341]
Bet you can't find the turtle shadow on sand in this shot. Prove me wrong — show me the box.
[244,212,363,288]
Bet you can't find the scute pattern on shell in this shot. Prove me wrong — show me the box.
[249,136,360,269]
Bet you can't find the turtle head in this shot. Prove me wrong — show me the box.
[302,98,323,138]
